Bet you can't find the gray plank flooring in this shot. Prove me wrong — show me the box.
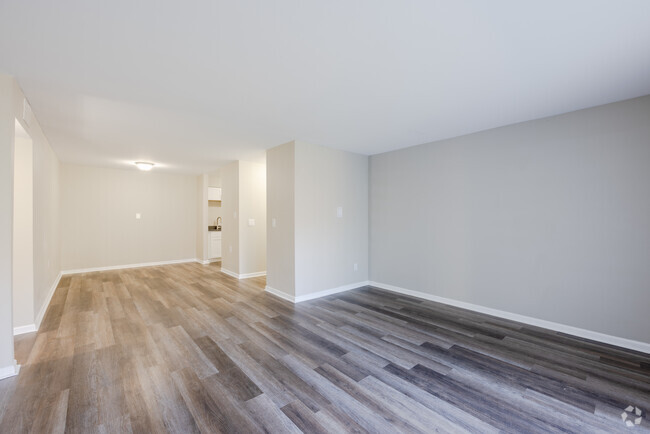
[0,262,648,433]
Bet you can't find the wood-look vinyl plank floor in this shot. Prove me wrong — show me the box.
[0,262,648,433]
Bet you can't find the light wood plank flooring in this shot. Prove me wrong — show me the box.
[0,262,649,433]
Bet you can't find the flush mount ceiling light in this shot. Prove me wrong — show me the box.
[135,162,155,171]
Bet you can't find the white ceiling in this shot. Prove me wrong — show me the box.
[1,1,649,174]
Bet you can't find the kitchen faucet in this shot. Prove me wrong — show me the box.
[216,217,222,229]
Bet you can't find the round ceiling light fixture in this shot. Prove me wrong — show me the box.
[135,162,155,171]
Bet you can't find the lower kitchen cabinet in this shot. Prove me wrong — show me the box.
[208,231,222,259]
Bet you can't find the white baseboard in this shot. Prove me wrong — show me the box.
[197,258,221,265]
[368,281,650,355]
[0,360,20,380]
[241,271,266,279]
[221,268,266,279]
[296,281,370,303]
[35,271,62,330]
[13,324,36,336]
[265,281,370,303]
[221,268,239,279]
[265,285,295,302]
[61,258,198,275]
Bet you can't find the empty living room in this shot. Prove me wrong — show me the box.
[1,1,650,432]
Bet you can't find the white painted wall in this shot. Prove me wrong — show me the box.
[12,131,33,330]
[370,95,650,344]
[60,164,197,271]
[0,75,61,375]
[221,162,239,274]
[196,173,208,262]
[32,116,60,327]
[238,161,266,276]
[266,141,369,299]
[220,161,266,276]
[207,170,223,226]
[266,142,296,296]
[295,142,368,297]
[0,75,16,373]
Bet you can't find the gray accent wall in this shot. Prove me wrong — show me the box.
[370,95,650,343]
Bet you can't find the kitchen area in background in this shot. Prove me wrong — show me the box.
[197,170,223,264]
[207,185,222,261]
[196,161,266,278]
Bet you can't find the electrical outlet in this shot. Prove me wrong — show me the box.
[229,245,233,253]
[337,206,343,218]
[272,218,276,228]
[354,263,358,272]
[248,218,255,226]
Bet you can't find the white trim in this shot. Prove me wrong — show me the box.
[265,285,295,302]
[368,281,650,355]
[295,281,370,303]
[0,361,20,380]
[61,258,198,275]
[35,272,62,330]
[197,258,222,265]
[265,281,370,303]
[220,268,239,279]
[221,268,266,279]
[241,271,266,279]
[13,324,36,335]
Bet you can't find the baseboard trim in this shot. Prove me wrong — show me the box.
[13,324,36,336]
[61,258,198,275]
[241,271,266,279]
[0,361,20,380]
[221,268,239,279]
[295,281,370,303]
[221,268,266,279]
[197,258,222,265]
[35,272,62,330]
[368,281,650,355]
[265,281,370,304]
[264,285,295,302]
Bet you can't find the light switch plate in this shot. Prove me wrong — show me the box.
[135,213,141,219]
[337,206,343,218]
[272,218,276,228]
[248,219,255,226]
